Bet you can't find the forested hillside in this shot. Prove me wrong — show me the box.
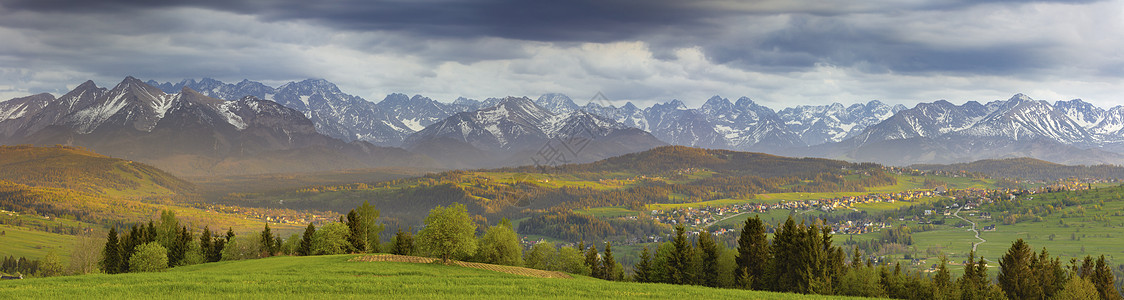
[0,145,193,197]
[912,157,1124,181]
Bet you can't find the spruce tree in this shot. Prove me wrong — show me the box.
[933,255,952,293]
[298,223,315,256]
[391,227,415,255]
[735,215,769,289]
[585,243,602,279]
[602,242,620,281]
[100,226,122,274]
[1092,255,1122,300]
[697,231,720,287]
[667,225,694,285]
[634,246,653,283]
[346,210,366,253]
[260,223,275,257]
[200,227,212,262]
[998,239,1041,299]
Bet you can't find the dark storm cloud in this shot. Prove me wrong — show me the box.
[5,0,1101,41]
[1,0,720,42]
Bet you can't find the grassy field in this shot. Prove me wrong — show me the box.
[0,225,74,261]
[0,255,865,299]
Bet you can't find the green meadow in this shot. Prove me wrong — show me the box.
[0,255,864,299]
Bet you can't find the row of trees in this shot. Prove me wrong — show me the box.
[619,214,1122,300]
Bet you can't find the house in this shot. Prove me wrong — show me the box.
[983,225,996,231]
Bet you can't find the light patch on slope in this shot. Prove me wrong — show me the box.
[219,102,248,130]
[299,95,311,107]
[71,93,131,133]
[401,118,425,132]
[0,104,28,120]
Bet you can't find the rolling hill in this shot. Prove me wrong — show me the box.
[0,145,192,197]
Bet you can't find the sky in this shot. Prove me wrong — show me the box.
[1,0,1122,109]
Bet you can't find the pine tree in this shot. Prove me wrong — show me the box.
[200,227,212,262]
[736,215,770,289]
[1092,255,1122,300]
[933,255,952,294]
[391,227,415,255]
[602,242,620,281]
[100,226,122,274]
[998,239,1041,299]
[260,223,275,257]
[697,231,720,287]
[634,246,653,283]
[585,243,602,279]
[298,223,315,256]
[167,226,189,267]
[667,224,694,285]
[346,210,366,253]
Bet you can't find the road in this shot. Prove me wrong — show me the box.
[701,211,752,228]
[952,206,987,252]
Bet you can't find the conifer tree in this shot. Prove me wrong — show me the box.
[346,210,366,253]
[735,215,769,289]
[391,227,416,255]
[602,242,620,281]
[999,239,1041,300]
[1092,255,1122,300]
[100,226,122,274]
[260,223,275,257]
[298,223,315,256]
[585,243,602,279]
[200,227,212,261]
[697,231,720,287]
[667,225,694,285]
[634,246,653,283]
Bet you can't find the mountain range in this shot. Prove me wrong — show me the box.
[4,76,1124,172]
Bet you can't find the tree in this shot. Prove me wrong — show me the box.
[313,222,351,255]
[38,250,64,277]
[68,232,103,275]
[346,210,367,253]
[167,226,190,267]
[932,255,953,299]
[100,226,122,274]
[416,203,477,263]
[156,210,179,251]
[998,239,1041,299]
[298,223,315,256]
[356,200,385,253]
[602,242,622,281]
[281,233,301,255]
[584,243,602,279]
[697,231,720,287]
[557,246,591,275]
[768,216,808,293]
[260,223,276,257]
[634,246,653,283]
[129,242,168,272]
[200,226,213,261]
[476,222,522,266]
[1053,276,1100,300]
[182,237,205,266]
[736,215,769,290]
[666,224,694,285]
[1091,255,1122,300]
[390,227,416,256]
[525,242,557,271]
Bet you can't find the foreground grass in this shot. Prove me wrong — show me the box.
[0,255,863,299]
